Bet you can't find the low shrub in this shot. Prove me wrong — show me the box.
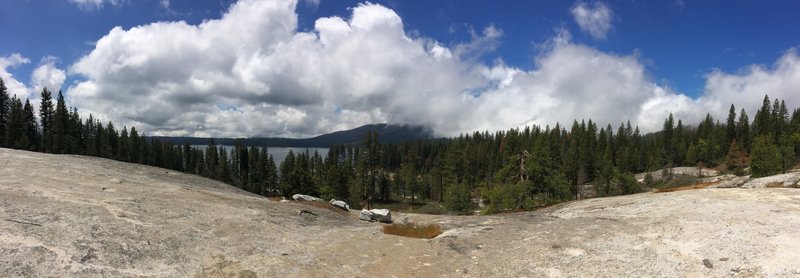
[416,202,446,215]
[655,181,719,193]
[483,183,528,213]
[444,183,474,213]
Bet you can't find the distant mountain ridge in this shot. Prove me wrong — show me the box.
[152,123,434,147]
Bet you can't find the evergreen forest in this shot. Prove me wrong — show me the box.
[2,77,799,213]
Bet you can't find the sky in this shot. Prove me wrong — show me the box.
[1,0,799,138]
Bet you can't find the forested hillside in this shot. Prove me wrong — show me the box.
[2,77,799,213]
[152,123,434,147]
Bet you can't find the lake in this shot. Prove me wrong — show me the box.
[191,145,328,166]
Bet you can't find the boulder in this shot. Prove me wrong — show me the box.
[329,199,350,211]
[358,208,392,223]
[292,194,322,202]
[359,209,373,221]
[740,172,800,188]
[634,167,720,183]
[370,209,392,223]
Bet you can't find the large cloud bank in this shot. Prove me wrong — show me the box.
[13,0,793,137]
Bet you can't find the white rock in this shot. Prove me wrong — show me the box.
[370,209,392,223]
[740,172,800,188]
[329,199,350,211]
[635,167,719,183]
[359,209,373,221]
[292,194,322,202]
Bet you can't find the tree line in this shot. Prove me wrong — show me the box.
[2,77,799,213]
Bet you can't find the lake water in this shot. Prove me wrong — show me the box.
[191,145,328,166]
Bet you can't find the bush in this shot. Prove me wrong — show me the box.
[484,183,527,213]
[751,135,782,178]
[416,202,446,215]
[648,174,700,191]
[616,171,641,194]
[444,183,473,213]
[643,173,655,185]
[544,172,572,202]
[724,139,749,176]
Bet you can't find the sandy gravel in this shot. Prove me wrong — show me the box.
[2,148,800,277]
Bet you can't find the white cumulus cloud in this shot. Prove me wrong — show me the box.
[698,47,800,120]
[0,53,32,100]
[31,57,67,96]
[1,54,66,113]
[68,0,489,137]
[63,0,800,138]
[471,41,687,133]
[571,1,613,39]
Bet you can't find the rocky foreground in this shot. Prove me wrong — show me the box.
[2,148,800,277]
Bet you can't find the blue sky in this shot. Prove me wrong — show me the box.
[1,0,799,137]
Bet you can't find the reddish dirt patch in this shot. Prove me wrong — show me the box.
[766,182,800,188]
[382,223,443,239]
[655,181,720,193]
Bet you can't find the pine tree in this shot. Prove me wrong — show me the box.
[663,113,674,164]
[130,126,141,163]
[39,88,54,152]
[354,131,381,209]
[53,90,68,154]
[736,108,751,152]
[754,95,771,136]
[325,146,350,201]
[5,96,24,148]
[697,114,715,141]
[279,150,296,197]
[248,146,261,193]
[0,78,9,146]
[725,104,737,151]
[400,148,419,205]
[791,109,800,163]
[216,147,232,183]
[265,154,279,196]
[777,134,795,173]
[205,138,218,179]
[595,128,615,196]
[628,126,645,173]
[118,127,130,161]
[791,108,800,134]
[442,143,462,201]
[293,151,316,196]
[23,99,39,151]
[776,100,789,140]
[238,143,249,190]
[674,120,687,165]
[65,108,83,154]
[103,122,117,159]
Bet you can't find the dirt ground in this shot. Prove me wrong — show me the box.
[2,148,800,277]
